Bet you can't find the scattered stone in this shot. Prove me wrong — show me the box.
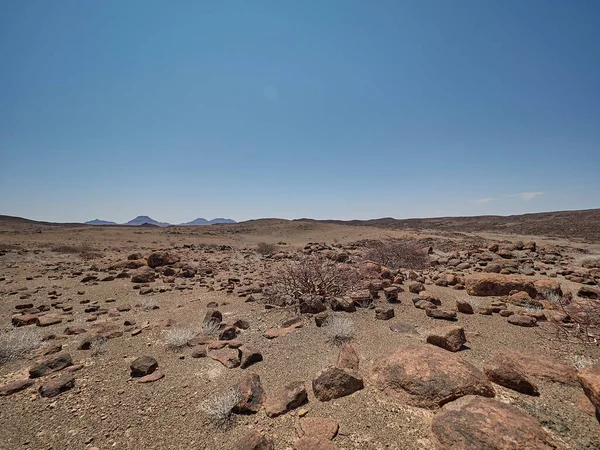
[294,437,336,450]
[375,307,394,320]
[415,300,436,310]
[36,314,62,327]
[389,322,419,334]
[578,286,600,299]
[130,267,155,283]
[426,308,457,321]
[147,252,180,268]
[408,282,425,294]
[0,379,34,396]
[456,300,473,314]
[488,349,577,384]
[426,326,466,352]
[507,315,537,327]
[233,319,250,330]
[12,314,38,327]
[298,417,339,440]
[312,366,364,401]
[137,370,164,383]
[432,395,563,449]
[239,345,263,369]
[465,274,537,297]
[203,309,222,325]
[232,431,274,450]
[336,343,359,371]
[130,356,158,377]
[29,353,73,378]
[263,321,303,339]
[191,347,207,358]
[578,363,600,412]
[484,355,539,396]
[208,348,240,368]
[419,291,441,305]
[233,373,264,413]
[218,325,238,341]
[265,381,307,417]
[299,295,327,314]
[371,344,495,409]
[38,374,75,398]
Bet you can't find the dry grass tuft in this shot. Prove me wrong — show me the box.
[324,314,355,346]
[256,242,277,256]
[0,328,43,364]
[364,239,430,270]
[163,327,196,349]
[200,388,242,427]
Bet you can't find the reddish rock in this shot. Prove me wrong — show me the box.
[375,307,394,320]
[130,267,155,283]
[419,291,442,305]
[415,300,436,310]
[130,356,158,377]
[336,343,359,371]
[533,279,562,299]
[426,308,457,321]
[578,363,600,411]
[371,345,495,409]
[36,314,62,327]
[147,252,180,268]
[11,314,38,327]
[263,321,303,339]
[29,353,73,378]
[456,300,473,314]
[0,379,34,396]
[233,373,264,414]
[507,315,537,327]
[208,348,240,369]
[408,282,425,294]
[137,370,164,383]
[484,356,539,396]
[265,381,307,417]
[294,437,336,450]
[312,366,364,401]
[489,349,577,384]
[426,326,466,352]
[465,274,537,298]
[432,395,563,449]
[38,374,75,398]
[298,417,339,440]
[232,431,274,450]
[239,345,263,369]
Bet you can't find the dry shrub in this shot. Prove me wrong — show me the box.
[163,327,196,349]
[50,243,103,259]
[364,239,429,270]
[324,314,355,346]
[256,242,277,256]
[0,328,43,363]
[546,294,600,345]
[267,254,360,299]
[201,388,242,427]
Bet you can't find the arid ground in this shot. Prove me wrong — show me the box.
[1,212,599,450]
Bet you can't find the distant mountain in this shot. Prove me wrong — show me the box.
[85,219,117,225]
[183,218,237,225]
[125,216,171,227]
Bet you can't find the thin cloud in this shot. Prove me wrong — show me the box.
[519,192,544,201]
[473,197,495,204]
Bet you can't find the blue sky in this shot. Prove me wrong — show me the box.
[1,0,598,223]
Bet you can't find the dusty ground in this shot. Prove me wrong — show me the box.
[0,216,599,450]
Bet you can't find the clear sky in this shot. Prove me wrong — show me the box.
[1,0,599,224]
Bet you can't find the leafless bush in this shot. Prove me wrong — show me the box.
[202,320,221,335]
[569,354,596,371]
[140,299,158,312]
[324,314,355,346]
[256,242,277,256]
[545,295,599,345]
[581,256,600,268]
[267,254,360,299]
[0,328,43,364]
[163,327,196,349]
[364,239,429,270]
[50,243,102,259]
[89,336,108,357]
[201,388,242,427]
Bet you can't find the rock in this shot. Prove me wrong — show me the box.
[232,431,274,450]
[314,312,329,327]
[218,325,238,341]
[298,417,339,440]
[36,314,62,327]
[426,308,457,321]
[130,267,155,283]
[533,279,562,299]
[294,437,336,450]
[465,274,537,297]
[137,370,164,383]
[578,286,600,299]
[426,326,466,352]
[375,307,394,320]
[371,344,495,409]
[476,306,493,315]
[419,291,442,305]
[432,395,563,449]
[415,299,436,310]
[147,252,180,268]
[191,347,207,358]
[203,309,222,325]
[384,286,399,302]
[239,345,263,369]
[11,314,39,327]
[233,373,264,414]
[233,319,250,330]
[336,343,359,370]
[38,374,75,398]
[507,315,537,327]
[484,356,539,396]
[456,300,473,314]
[507,291,541,308]
[489,349,577,384]
[264,381,307,417]
[29,353,73,378]
[0,379,34,396]
[329,297,356,312]
[312,366,364,401]
[209,348,240,368]
[408,282,425,294]
[130,356,158,377]
[578,363,600,412]
[263,321,303,339]
[299,295,327,314]
[500,309,514,317]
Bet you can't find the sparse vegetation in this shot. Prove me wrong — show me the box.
[90,336,108,357]
[569,354,596,371]
[163,327,196,349]
[256,241,277,256]
[202,320,221,335]
[200,388,242,427]
[267,254,360,299]
[546,294,599,345]
[140,299,158,312]
[49,243,103,259]
[324,314,355,346]
[0,328,43,364]
[364,239,429,270]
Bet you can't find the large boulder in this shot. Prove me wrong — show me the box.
[426,326,466,352]
[432,395,564,449]
[465,274,537,297]
[484,355,539,396]
[486,349,576,384]
[578,363,600,412]
[264,381,307,417]
[29,353,73,378]
[371,345,495,409]
[312,366,364,401]
[233,373,264,414]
